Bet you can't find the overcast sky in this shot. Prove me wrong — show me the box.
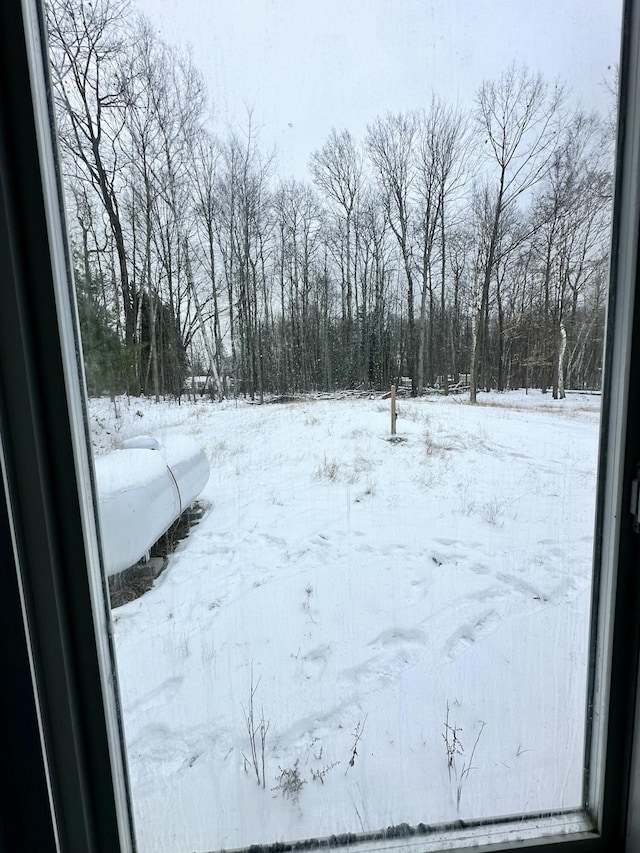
[133,0,624,178]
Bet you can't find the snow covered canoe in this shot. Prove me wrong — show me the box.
[94,435,209,576]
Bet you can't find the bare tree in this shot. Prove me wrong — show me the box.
[47,0,137,365]
[188,133,226,398]
[470,65,563,401]
[216,119,274,399]
[310,128,361,384]
[111,17,206,397]
[529,110,612,397]
[273,179,324,390]
[415,100,471,392]
[366,112,418,392]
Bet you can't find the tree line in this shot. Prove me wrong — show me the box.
[45,0,615,402]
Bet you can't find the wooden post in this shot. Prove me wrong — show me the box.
[391,385,397,435]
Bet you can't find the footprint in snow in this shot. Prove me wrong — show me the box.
[130,675,184,714]
[445,609,500,659]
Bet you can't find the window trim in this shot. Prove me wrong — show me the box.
[1,0,639,850]
[0,0,135,850]
[586,0,640,841]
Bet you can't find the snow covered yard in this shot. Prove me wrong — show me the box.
[90,391,601,853]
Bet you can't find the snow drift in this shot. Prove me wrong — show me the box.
[94,435,209,576]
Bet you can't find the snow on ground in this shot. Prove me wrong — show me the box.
[89,390,601,853]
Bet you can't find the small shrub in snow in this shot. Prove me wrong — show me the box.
[442,701,464,780]
[273,759,306,803]
[314,456,340,482]
[457,484,477,516]
[481,497,506,525]
[303,584,316,622]
[400,406,427,423]
[423,427,460,458]
[311,761,340,783]
[443,701,486,810]
[242,668,269,789]
[455,720,486,809]
[345,717,366,772]
[423,430,437,456]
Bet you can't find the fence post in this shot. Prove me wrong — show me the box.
[391,385,397,435]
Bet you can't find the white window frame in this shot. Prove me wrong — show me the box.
[1,0,640,850]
